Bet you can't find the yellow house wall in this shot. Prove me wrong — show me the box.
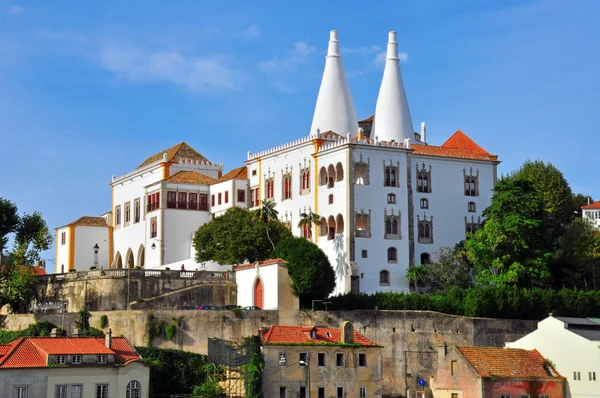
[263,344,381,398]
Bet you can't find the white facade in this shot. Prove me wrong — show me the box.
[56,30,499,295]
[506,316,600,397]
[582,203,600,228]
[55,218,111,274]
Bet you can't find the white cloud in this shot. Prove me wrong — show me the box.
[244,25,261,40]
[375,51,409,68]
[99,46,239,92]
[8,5,24,14]
[257,41,316,93]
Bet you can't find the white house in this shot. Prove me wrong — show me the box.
[582,201,600,228]
[55,216,112,273]
[55,30,499,295]
[506,315,600,397]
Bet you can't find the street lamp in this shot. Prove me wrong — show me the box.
[93,244,99,268]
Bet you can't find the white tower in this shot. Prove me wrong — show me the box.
[310,30,359,137]
[372,31,414,143]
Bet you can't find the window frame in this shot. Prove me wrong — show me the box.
[14,386,28,398]
[278,352,287,366]
[337,386,344,398]
[336,352,344,367]
[55,385,67,398]
[61,232,66,245]
[358,353,367,367]
[379,270,390,285]
[387,193,396,204]
[97,355,107,364]
[237,189,246,203]
[56,355,66,364]
[318,352,326,367]
[387,247,398,263]
[71,355,82,364]
[150,217,158,239]
[361,250,368,258]
[95,384,108,398]
[451,360,458,376]
[70,385,83,398]
[420,198,429,209]
[359,387,367,398]
[298,352,308,367]
[126,380,141,398]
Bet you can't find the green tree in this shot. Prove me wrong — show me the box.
[557,218,600,290]
[509,160,574,230]
[423,245,473,292]
[274,237,335,299]
[0,263,35,310]
[466,178,553,287]
[406,265,428,292]
[573,193,594,218]
[193,207,292,265]
[11,212,53,265]
[0,198,19,265]
[251,200,279,250]
[297,210,321,240]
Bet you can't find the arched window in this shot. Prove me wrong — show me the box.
[424,224,430,238]
[336,214,344,234]
[327,164,336,188]
[391,168,397,187]
[379,270,390,285]
[329,194,334,204]
[420,198,428,209]
[468,202,476,212]
[420,253,431,265]
[384,168,391,187]
[328,216,336,240]
[392,219,398,235]
[319,217,327,237]
[126,380,141,398]
[354,163,369,185]
[387,193,396,204]
[319,167,328,186]
[336,162,344,182]
[418,223,424,238]
[387,247,397,262]
[385,220,392,234]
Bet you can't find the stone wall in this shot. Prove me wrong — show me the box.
[28,269,236,312]
[0,309,537,397]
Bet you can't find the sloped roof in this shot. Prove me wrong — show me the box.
[214,166,248,184]
[582,201,600,210]
[234,258,287,271]
[0,337,141,368]
[263,325,378,347]
[165,171,217,185]
[138,142,210,169]
[411,130,498,162]
[58,216,107,230]
[457,347,564,379]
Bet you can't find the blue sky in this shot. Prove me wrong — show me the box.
[1,0,599,262]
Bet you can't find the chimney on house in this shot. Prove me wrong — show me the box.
[420,122,426,144]
[105,328,112,348]
[50,328,62,337]
[340,321,354,344]
[72,328,83,337]
[357,127,364,140]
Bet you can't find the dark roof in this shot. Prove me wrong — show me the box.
[568,328,600,341]
[555,317,600,327]
[138,142,210,169]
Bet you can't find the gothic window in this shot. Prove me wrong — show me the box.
[354,156,370,185]
[468,202,476,212]
[355,210,371,238]
[336,214,344,234]
[115,205,121,227]
[384,211,401,240]
[384,162,400,187]
[300,166,311,195]
[465,216,481,236]
[417,215,433,244]
[387,247,398,263]
[265,177,274,200]
[420,198,429,209]
[327,216,336,240]
[124,202,131,225]
[379,270,390,285]
[282,171,292,201]
[416,163,432,193]
[336,162,344,182]
[134,198,140,223]
[319,167,328,186]
[250,187,259,207]
[387,193,396,204]
[327,165,336,188]
[420,253,431,265]
[319,217,327,237]
[464,168,479,197]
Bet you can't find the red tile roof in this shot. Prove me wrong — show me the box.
[58,216,108,230]
[263,325,378,347]
[138,142,210,169]
[214,166,248,184]
[165,170,217,185]
[457,347,564,379]
[0,336,141,368]
[582,200,600,210]
[412,130,498,162]
[234,258,287,271]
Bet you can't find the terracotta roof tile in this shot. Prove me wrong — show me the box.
[263,325,378,347]
[0,336,140,368]
[214,166,248,184]
[138,142,210,169]
[165,171,217,185]
[442,130,490,155]
[234,258,287,271]
[457,347,564,379]
[582,201,600,210]
[57,216,107,230]
[412,130,498,161]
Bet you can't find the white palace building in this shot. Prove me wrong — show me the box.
[55,31,500,295]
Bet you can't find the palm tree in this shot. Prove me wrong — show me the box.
[297,210,322,241]
[406,265,428,293]
[252,200,279,250]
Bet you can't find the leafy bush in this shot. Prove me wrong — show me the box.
[328,286,600,320]
[90,266,97,270]
[165,324,176,341]
[84,327,105,337]
[135,346,210,397]
[135,266,141,270]
[0,321,56,344]
[99,315,108,329]
[165,267,171,271]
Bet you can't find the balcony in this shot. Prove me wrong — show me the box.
[146,203,159,212]
[165,201,209,211]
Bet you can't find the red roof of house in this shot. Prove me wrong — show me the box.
[165,170,217,185]
[214,166,248,184]
[411,130,498,162]
[457,347,564,379]
[234,258,288,271]
[0,336,141,368]
[263,325,378,347]
[582,200,600,210]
